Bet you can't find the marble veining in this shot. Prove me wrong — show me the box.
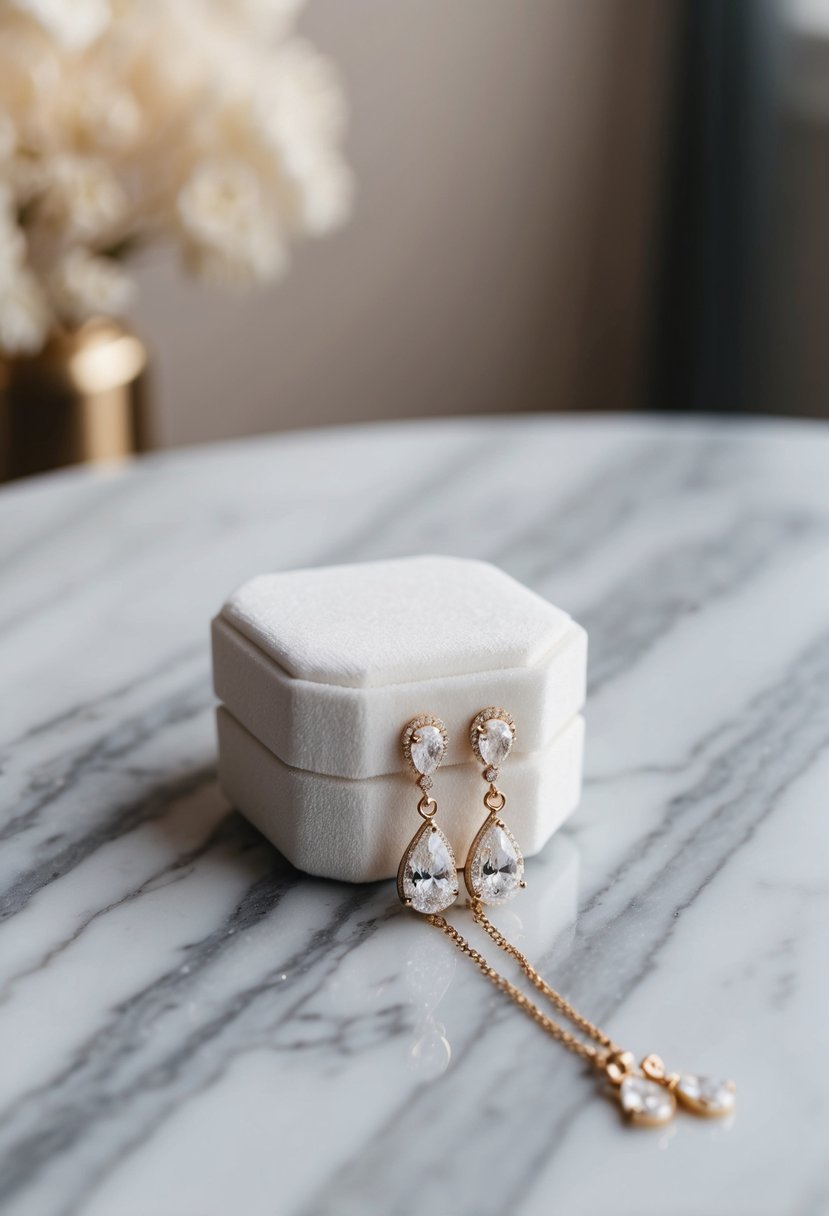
[2,416,829,1215]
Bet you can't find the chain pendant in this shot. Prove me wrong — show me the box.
[604,1053,736,1126]
[426,909,736,1129]
[617,1074,676,1126]
[674,1072,737,1117]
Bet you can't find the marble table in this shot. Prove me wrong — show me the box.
[2,415,828,1216]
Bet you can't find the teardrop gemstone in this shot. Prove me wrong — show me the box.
[398,822,459,914]
[619,1075,676,1126]
[465,820,524,904]
[478,718,514,769]
[410,725,446,776]
[675,1074,736,1117]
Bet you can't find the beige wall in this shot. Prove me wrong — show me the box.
[133,1,674,449]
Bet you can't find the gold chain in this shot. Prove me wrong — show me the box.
[470,900,622,1060]
[400,715,735,1124]
[427,907,618,1067]
[426,903,739,1125]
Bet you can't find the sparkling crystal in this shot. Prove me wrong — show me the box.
[399,823,458,914]
[467,822,523,904]
[619,1075,675,1125]
[483,766,498,783]
[410,725,445,775]
[675,1073,736,1117]
[478,719,513,768]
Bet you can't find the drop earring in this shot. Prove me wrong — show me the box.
[393,712,735,1127]
[397,714,459,915]
[464,707,525,904]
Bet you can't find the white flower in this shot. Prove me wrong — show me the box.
[10,0,112,51]
[177,159,285,283]
[257,41,346,166]
[254,40,350,232]
[0,268,50,354]
[40,156,128,240]
[68,83,143,152]
[294,156,353,235]
[51,248,134,323]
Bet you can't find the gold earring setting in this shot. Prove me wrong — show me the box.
[464,707,525,905]
[397,714,459,915]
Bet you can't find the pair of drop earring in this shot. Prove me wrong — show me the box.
[394,709,737,1128]
[398,707,522,914]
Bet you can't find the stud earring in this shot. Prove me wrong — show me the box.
[397,714,459,915]
[464,707,525,904]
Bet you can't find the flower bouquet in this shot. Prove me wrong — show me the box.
[0,0,351,355]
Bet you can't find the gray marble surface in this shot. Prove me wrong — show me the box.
[2,415,828,1216]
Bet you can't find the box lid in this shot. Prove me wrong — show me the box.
[220,556,573,688]
[212,555,587,780]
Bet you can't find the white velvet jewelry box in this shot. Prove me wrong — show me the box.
[212,555,587,883]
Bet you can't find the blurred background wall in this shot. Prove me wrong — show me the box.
[5,0,829,464]
[777,0,829,416]
[132,0,675,447]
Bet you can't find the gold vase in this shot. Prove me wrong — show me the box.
[0,318,149,482]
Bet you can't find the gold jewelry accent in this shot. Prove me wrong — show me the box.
[395,716,735,1125]
[425,899,736,1126]
[464,708,525,904]
[396,715,458,915]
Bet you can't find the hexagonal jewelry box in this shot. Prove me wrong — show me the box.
[212,555,587,883]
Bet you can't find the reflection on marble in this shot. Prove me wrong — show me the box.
[2,416,829,1215]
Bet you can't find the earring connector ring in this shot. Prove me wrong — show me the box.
[416,793,438,819]
[483,786,506,813]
